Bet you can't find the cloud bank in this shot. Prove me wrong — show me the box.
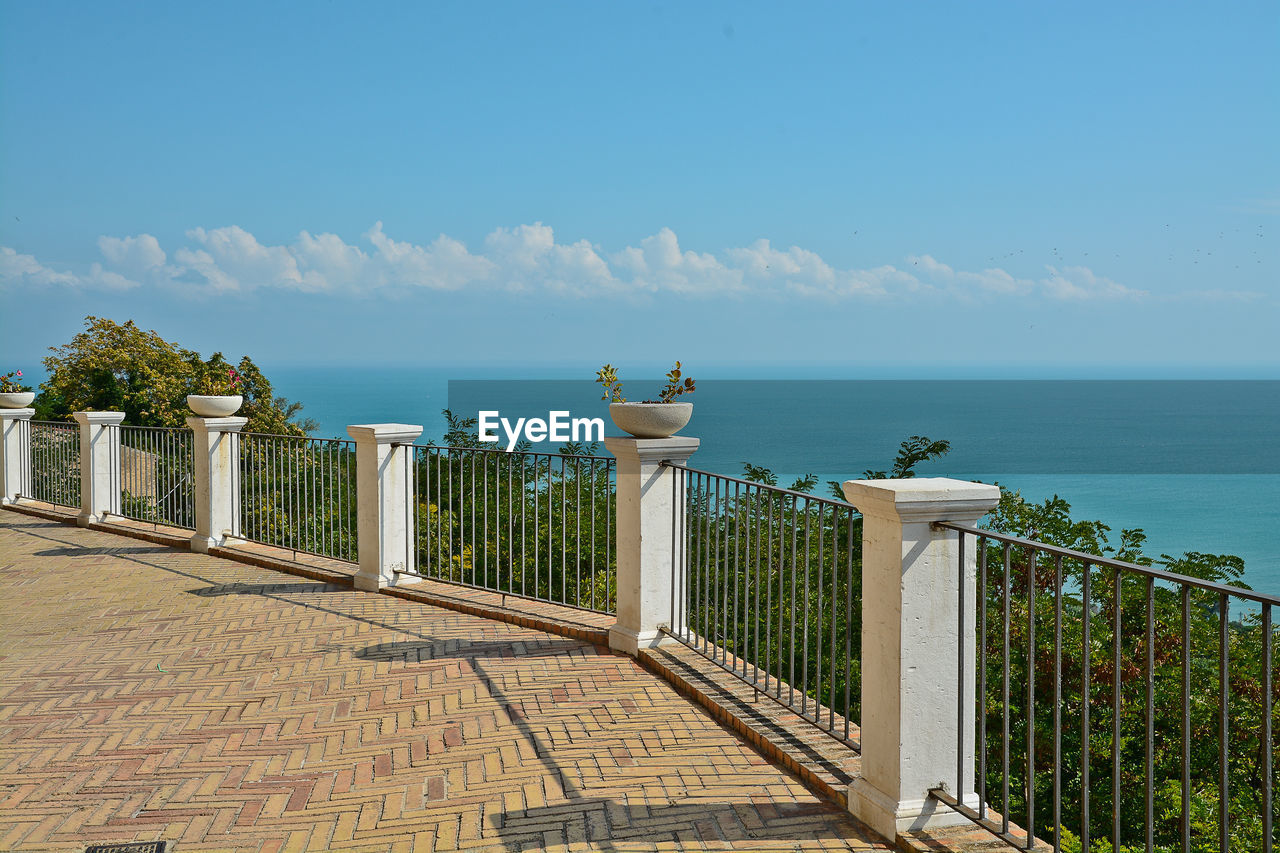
[0,222,1155,302]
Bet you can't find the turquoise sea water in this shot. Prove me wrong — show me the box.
[265,367,1280,591]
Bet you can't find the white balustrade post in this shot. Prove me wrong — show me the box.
[604,436,699,656]
[841,477,1000,838]
[0,408,34,504]
[187,416,248,553]
[73,411,125,526]
[347,424,423,592]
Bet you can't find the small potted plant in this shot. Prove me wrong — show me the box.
[0,370,34,409]
[597,361,696,438]
[187,365,245,417]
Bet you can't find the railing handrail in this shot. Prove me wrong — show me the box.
[30,419,76,427]
[936,519,1279,606]
[416,443,615,463]
[238,430,354,445]
[118,424,193,435]
[661,460,857,511]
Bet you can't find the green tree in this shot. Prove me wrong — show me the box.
[36,316,316,435]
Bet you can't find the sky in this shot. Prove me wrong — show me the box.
[0,1,1276,374]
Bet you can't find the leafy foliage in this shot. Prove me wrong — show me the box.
[649,360,696,403]
[36,316,316,434]
[0,369,30,393]
[861,435,952,480]
[595,363,624,403]
[593,361,696,404]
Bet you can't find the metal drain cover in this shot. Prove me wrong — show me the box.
[84,843,171,853]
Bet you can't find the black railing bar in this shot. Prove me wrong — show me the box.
[1181,585,1191,853]
[1053,554,1063,848]
[1264,602,1273,853]
[1219,592,1230,852]
[929,788,1040,851]
[1112,566,1122,851]
[658,626,862,752]
[828,509,838,730]
[1145,574,1155,853]
[1026,546,1037,850]
[956,526,966,802]
[843,513,854,742]
[936,521,1280,606]
[1001,541,1011,836]
[1081,561,1092,851]
[979,537,989,820]
[754,475,764,691]
[660,461,857,510]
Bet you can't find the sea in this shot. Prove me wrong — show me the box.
[266,367,1280,591]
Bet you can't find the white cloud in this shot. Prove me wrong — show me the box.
[727,239,836,286]
[611,227,743,294]
[97,234,165,275]
[366,221,494,291]
[182,225,305,292]
[0,247,80,287]
[1,223,1164,305]
[484,223,613,294]
[0,246,139,291]
[1040,265,1146,301]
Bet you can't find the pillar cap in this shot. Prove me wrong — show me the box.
[72,411,126,426]
[842,477,1000,523]
[347,423,424,444]
[185,415,249,432]
[0,408,34,420]
[604,435,699,465]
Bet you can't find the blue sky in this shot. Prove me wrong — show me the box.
[1,1,1276,374]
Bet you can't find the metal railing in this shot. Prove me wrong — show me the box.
[235,432,358,562]
[114,425,195,529]
[26,420,80,508]
[934,522,1280,852]
[406,446,616,613]
[663,463,862,747]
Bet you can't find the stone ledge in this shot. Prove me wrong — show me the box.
[639,641,861,810]
[379,577,612,649]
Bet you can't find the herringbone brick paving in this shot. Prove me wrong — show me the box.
[0,512,891,852]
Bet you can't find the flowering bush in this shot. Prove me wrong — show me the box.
[193,365,244,396]
[0,370,30,393]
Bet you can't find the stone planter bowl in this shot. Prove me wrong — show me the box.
[0,391,35,409]
[608,402,693,439]
[187,394,244,418]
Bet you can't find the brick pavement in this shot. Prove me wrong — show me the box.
[0,511,893,852]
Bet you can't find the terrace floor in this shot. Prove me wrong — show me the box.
[0,511,895,852]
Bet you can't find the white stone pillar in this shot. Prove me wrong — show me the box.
[841,477,1000,838]
[73,411,125,526]
[187,416,248,553]
[604,436,699,656]
[0,408,34,504]
[347,424,423,592]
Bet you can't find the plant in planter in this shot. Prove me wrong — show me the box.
[187,365,245,417]
[0,370,34,409]
[596,361,696,438]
